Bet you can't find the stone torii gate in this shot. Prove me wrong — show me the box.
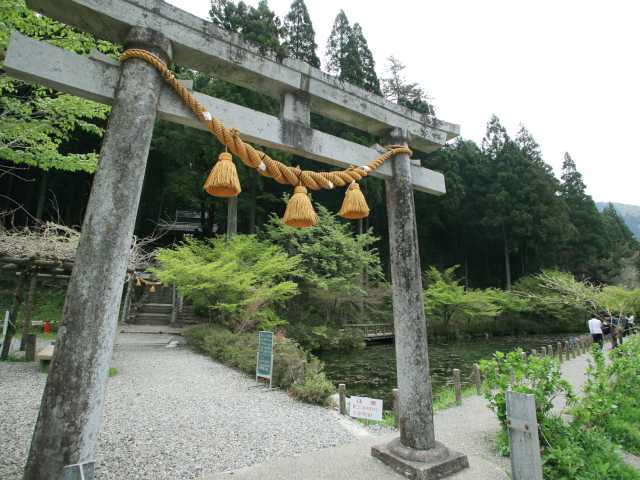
[6,1,467,478]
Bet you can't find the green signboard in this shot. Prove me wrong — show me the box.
[256,331,274,386]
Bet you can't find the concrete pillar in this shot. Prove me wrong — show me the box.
[23,27,172,480]
[384,129,434,450]
[371,129,468,478]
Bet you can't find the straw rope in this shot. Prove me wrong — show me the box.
[119,49,413,191]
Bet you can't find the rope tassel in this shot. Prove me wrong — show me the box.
[338,182,370,220]
[283,186,317,228]
[204,152,241,197]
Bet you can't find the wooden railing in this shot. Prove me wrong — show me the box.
[343,323,394,340]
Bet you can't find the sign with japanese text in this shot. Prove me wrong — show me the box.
[256,331,274,382]
[348,396,383,421]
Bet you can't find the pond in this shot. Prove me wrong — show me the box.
[318,334,579,407]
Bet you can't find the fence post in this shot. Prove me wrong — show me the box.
[472,363,482,395]
[453,369,462,406]
[506,390,543,480]
[540,346,546,358]
[547,344,553,359]
[393,388,399,428]
[563,341,569,361]
[339,384,347,415]
[531,349,537,357]
[557,342,562,363]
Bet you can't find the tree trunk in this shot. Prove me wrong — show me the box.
[35,170,49,221]
[503,227,512,290]
[227,196,238,239]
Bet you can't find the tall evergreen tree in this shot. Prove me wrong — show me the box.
[559,152,608,280]
[325,10,351,75]
[209,0,285,58]
[351,23,381,95]
[283,0,320,68]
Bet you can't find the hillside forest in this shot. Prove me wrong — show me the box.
[1,0,639,345]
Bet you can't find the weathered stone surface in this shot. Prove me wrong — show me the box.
[22,28,171,480]
[4,32,446,195]
[25,0,459,154]
[372,439,469,479]
[385,129,435,450]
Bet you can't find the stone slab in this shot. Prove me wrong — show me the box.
[371,439,469,480]
[26,0,460,154]
[4,32,446,195]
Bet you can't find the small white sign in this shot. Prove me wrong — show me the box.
[348,396,383,421]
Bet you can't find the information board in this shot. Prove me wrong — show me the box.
[348,396,383,421]
[256,331,274,386]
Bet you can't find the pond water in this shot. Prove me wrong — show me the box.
[318,334,579,407]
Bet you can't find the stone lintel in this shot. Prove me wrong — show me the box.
[25,0,460,153]
[372,439,469,479]
[4,32,446,196]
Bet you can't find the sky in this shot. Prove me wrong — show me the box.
[167,0,640,206]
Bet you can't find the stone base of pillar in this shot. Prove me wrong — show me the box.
[371,438,469,479]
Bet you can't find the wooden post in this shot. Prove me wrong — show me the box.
[547,344,553,359]
[563,341,569,361]
[453,369,462,406]
[20,272,37,351]
[540,346,546,358]
[23,27,172,480]
[384,129,435,450]
[521,351,528,364]
[118,273,134,325]
[338,383,347,415]
[506,391,543,480]
[170,282,177,326]
[0,271,28,360]
[472,363,482,395]
[531,349,537,357]
[393,388,399,428]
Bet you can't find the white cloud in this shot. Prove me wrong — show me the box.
[168,0,640,205]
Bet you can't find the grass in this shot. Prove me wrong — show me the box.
[108,367,118,377]
[355,384,479,429]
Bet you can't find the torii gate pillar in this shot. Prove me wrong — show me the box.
[23,27,172,480]
[371,129,469,478]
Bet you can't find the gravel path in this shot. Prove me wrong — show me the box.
[0,332,356,480]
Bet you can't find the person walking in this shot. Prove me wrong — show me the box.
[588,315,604,349]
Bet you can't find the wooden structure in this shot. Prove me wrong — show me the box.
[343,323,395,342]
[5,1,464,478]
[506,391,543,480]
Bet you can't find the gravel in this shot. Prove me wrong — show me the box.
[0,332,356,479]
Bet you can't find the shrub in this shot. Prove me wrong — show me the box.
[185,325,335,404]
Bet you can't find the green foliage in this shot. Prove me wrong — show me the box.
[572,337,640,454]
[282,0,320,68]
[108,367,118,377]
[261,204,385,341]
[185,325,335,404]
[482,339,640,479]
[0,0,116,172]
[424,266,502,337]
[153,235,300,332]
[480,349,573,429]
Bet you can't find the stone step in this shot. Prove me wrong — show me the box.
[129,312,171,325]
[140,303,172,314]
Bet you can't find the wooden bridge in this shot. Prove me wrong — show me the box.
[343,324,395,342]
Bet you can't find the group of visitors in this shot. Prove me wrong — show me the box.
[587,313,635,348]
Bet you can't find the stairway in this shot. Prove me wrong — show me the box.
[128,286,173,326]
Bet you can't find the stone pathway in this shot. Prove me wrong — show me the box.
[0,330,355,480]
[2,335,635,480]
